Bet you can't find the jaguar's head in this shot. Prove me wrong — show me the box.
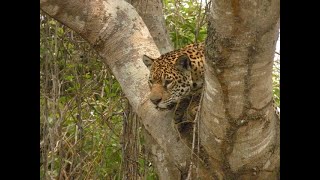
[143,53,193,109]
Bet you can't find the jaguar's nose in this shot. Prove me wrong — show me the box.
[150,97,162,105]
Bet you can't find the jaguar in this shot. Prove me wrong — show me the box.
[142,42,280,122]
[142,42,205,110]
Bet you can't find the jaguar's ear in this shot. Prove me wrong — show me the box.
[143,55,154,70]
[175,54,191,72]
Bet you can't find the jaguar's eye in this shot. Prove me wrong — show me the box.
[164,79,172,86]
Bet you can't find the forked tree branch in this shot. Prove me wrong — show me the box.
[40,0,210,178]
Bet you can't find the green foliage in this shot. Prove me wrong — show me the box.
[40,14,126,179]
[163,0,280,108]
[40,1,279,179]
[163,0,207,48]
[40,12,159,179]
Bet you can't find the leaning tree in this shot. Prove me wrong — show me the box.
[40,0,280,179]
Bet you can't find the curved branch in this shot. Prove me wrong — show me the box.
[40,0,199,178]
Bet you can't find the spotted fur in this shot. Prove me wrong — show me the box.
[143,43,205,109]
[142,42,279,126]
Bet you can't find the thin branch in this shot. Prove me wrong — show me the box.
[186,90,204,180]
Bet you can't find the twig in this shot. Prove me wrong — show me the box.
[186,90,204,180]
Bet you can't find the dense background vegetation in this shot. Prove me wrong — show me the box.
[40,0,279,179]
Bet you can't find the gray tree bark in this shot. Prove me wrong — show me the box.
[126,0,173,54]
[40,0,199,179]
[201,0,280,179]
[124,1,177,178]
[40,0,280,179]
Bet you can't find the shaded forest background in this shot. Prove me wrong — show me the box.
[40,0,280,179]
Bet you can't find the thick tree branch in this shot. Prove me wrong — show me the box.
[40,0,203,178]
[127,0,173,54]
[202,0,280,179]
[41,0,280,178]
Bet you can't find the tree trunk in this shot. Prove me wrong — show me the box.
[124,1,178,178]
[201,0,280,179]
[126,0,173,54]
[40,0,196,179]
[40,0,280,179]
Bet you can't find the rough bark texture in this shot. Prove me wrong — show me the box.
[40,0,198,179]
[125,0,177,178]
[40,0,280,179]
[201,0,280,179]
[127,0,173,54]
